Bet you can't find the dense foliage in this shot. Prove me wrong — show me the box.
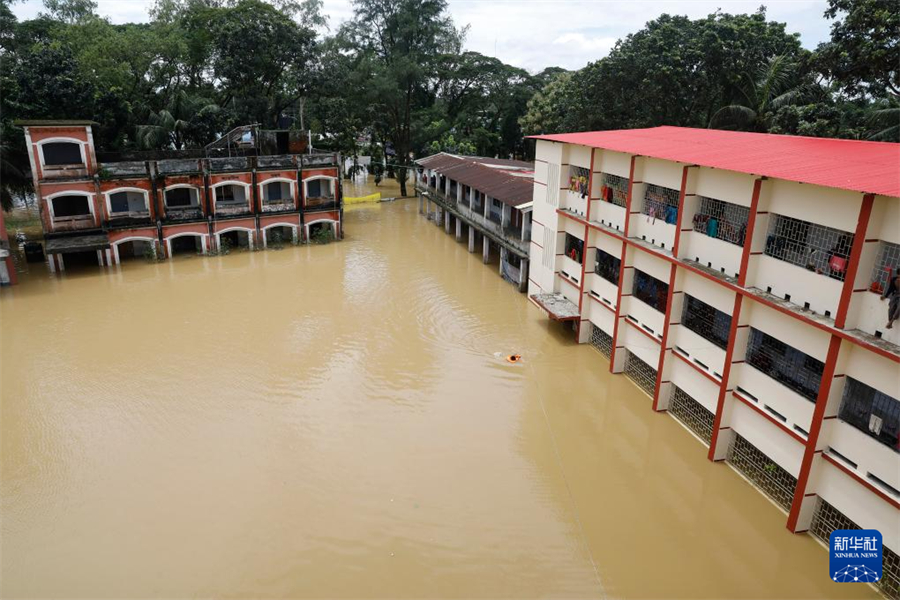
[0,0,896,207]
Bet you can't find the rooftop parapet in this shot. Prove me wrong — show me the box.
[100,161,148,178]
[157,158,203,175]
[208,156,251,173]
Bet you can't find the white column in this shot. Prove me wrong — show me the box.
[262,229,268,249]
[106,249,113,266]
[47,254,56,273]
[57,254,65,271]
[483,236,490,264]
[247,231,254,251]
[444,214,451,234]
[519,258,528,292]
[96,250,104,266]
[468,225,475,252]
[200,236,208,255]
[499,247,506,275]
[455,218,462,242]
[292,226,299,244]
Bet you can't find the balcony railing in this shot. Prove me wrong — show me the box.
[305,197,338,211]
[262,199,295,212]
[165,206,203,221]
[745,328,824,402]
[107,211,152,228]
[693,196,748,246]
[52,214,96,232]
[215,203,251,216]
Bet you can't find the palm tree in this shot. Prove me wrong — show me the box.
[709,55,805,133]
[866,98,900,142]
[136,91,221,150]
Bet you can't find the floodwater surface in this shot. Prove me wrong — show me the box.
[0,196,877,598]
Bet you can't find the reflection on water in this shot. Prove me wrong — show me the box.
[0,198,876,598]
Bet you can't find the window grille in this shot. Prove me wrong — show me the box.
[810,499,900,599]
[633,269,668,313]
[727,434,797,511]
[838,377,900,451]
[594,248,621,285]
[669,386,714,443]
[568,165,589,197]
[590,325,612,358]
[764,214,854,281]
[599,173,628,207]
[642,183,680,224]
[564,233,584,264]
[693,196,749,246]
[681,294,732,350]
[624,350,657,396]
[745,328,824,402]
[870,241,900,295]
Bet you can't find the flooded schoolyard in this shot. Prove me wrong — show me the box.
[0,195,876,598]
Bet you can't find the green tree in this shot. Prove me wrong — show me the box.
[519,71,573,136]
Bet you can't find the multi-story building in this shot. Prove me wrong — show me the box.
[19,120,343,271]
[527,126,900,598]
[415,153,534,291]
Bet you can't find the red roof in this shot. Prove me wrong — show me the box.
[416,153,535,207]
[528,126,900,198]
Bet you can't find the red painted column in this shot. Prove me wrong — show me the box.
[835,193,874,329]
[787,334,843,532]
[738,178,764,287]
[707,293,744,461]
[609,155,638,372]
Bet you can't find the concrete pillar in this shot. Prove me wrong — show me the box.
[519,258,528,292]
[292,226,299,244]
[482,236,490,264]
[455,218,462,241]
[444,213,451,234]
[418,194,424,215]
[468,225,475,252]
[499,247,506,276]
[57,254,65,271]
[47,254,56,273]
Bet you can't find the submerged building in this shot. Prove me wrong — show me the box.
[415,153,534,291]
[19,121,343,271]
[527,126,900,598]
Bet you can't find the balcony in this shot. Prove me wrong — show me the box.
[107,211,152,228]
[52,214,96,232]
[305,197,338,212]
[215,203,252,217]
[262,199,295,213]
[164,206,203,222]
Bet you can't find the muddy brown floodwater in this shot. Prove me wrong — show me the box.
[0,195,878,598]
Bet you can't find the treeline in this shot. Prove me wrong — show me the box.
[0,0,897,206]
[521,2,898,140]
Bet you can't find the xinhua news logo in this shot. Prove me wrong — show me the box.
[830,529,882,583]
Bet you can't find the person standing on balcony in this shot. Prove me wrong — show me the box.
[881,267,900,329]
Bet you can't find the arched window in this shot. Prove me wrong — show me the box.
[51,195,91,217]
[42,142,84,166]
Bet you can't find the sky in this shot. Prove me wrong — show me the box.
[10,0,835,72]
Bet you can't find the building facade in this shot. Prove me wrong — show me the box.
[415,153,534,291]
[20,121,343,271]
[527,127,900,598]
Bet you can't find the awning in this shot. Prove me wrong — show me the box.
[531,293,581,321]
[44,234,110,254]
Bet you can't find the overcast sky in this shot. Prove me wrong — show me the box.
[11,0,835,72]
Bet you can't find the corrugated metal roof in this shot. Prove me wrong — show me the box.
[528,126,900,198]
[415,153,535,207]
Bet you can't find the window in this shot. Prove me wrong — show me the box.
[870,241,900,294]
[642,183,679,224]
[306,179,332,199]
[51,195,91,217]
[594,248,621,285]
[681,294,732,349]
[564,233,584,264]
[166,187,195,207]
[764,214,854,281]
[599,173,628,207]
[693,196,749,246]
[109,191,147,214]
[745,328,824,402]
[838,378,899,451]
[217,185,237,203]
[568,165,589,197]
[265,182,284,201]
[633,269,668,312]
[42,142,83,166]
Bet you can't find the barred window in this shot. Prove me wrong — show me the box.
[633,269,668,313]
[870,241,900,295]
[669,386,715,443]
[692,196,749,246]
[764,214,854,281]
[624,350,657,396]
[838,378,900,451]
[590,325,612,358]
[642,184,679,224]
[594,248,620,285]
[568,165,589,197]
[564,233,584,264]
[746,328,824,402]
[600,173,628,207]
[681,294,732,349]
